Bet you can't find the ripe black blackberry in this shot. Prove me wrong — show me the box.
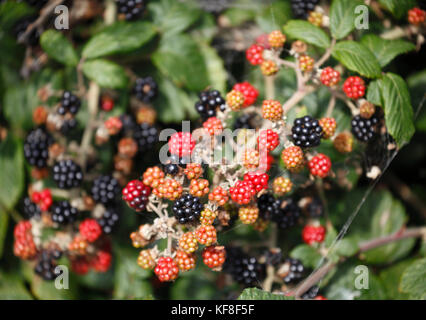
[306,197,324,218]
[23,197,41,219]
[272,199,301,230]
[351,114,380,142]
[169,153,189,168]
[13,15,40,47]
[116,0,146,21]
[224,247,265,287]
[50,200,80,225]
[164,163,180,175]
[291,115,323,149]
[291,0,319,19]
[172,194,204,224]
[257,193,281,220]
[133,76,157,102]
[98,208,120,234]
[119,113,138,136]
[133,122,158,152]
[91,175,120,205]
[52,160,83,189]
[195,89,226,119]
[281,258,305,284]
[301,285,320,299]
[34,250,61,281]
[58,91,81,115]
[264,248,282,266]
[60,118,77,134]
[233,113,256,130]
[24,127,54,168]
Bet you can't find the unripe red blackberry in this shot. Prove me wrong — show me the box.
[299,55,314,72]
[179,232,198,254]
[122,180,151,212]
[118,137,138,158]
[343,76,365,99]
[52,160,83,189]
[79,218,102,243]
[320,67,340,87]
[100,96,114,112]
[137,249,156,270]
[302,224,326,245]
[154,257,179,282]
[226,89,245,111]
[200,208,217,225]
[333,132,353,153]
[261,60,279,76]
[238,205,259,224]
[408,7,426,25]
[308,153,331,178]
[318,117,337,139]
[172,194,204,224]
[203,117,223,136]
[229,180,256,205]
[195,225,217,246]
[105,116,123,135]
[281,146,305,171]
[13,221,37,260]
[233,82,259,107]
[133,76,157,102]
[268,30,286,48]
[208,186,229,206]
[91,250,112,272]
[257,129,279,152]
[243,171,269,193]
[176,250,196,272]
[71,257,90,275]
[202,245,226,270]
[272,177,292,196]
[262,100,283,121]
[246,44,264,65]
[168,132,196,157]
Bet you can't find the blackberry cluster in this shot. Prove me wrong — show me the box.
[98,208,120,234]
[224,247,265,287]
[133,76,158,102]
[91,175,120,205]
[58,91,81,116]
[50,201,80,225]
[133,123,158,152]
[291,115,323,148]
[13,15,40,47]
[117,0,146,21]
[351,114,380,142]
[257,193,281,220]
[34,250,62,281]
[23,197,41,219]
[272,199,301,230]
[24,127,54,168]
[195,90,226,119]
[164,163,180,175]
[172,194,204,224]
[282,258,305,284]
[301,285,320,299]
[52,160,83,189]
[291,0,319,19]
[306,197,323,218]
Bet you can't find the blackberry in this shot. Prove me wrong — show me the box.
[264,248,282,266]
[133,76,158,102]
[13,15,40,47]
[291,115,323,149]
[23,197,41,219]
[272,199,301,230]
[198,0,234,15]
[24,127,54,168]
[301,285,320,300]
[119,114,138,135]
[365,133,396,169]
[60,118,77,134]
[257,193,281,220]
[291,0,319,19]
[91,175,120,205]
[52,160,83,189]
[224,247,265,287]
[172,194,204,224]
[351,114,380,142]
[281,258,305,284]
[58,91,81,115]
[169,153,189,168]
[195,89,226,119]
[133,123,158,152]
[164,163,180,175]
[306,197,323,218]
[50,201,79,225]
[117,0,146,21]
[98,208,120,234]
[234,113,256,130]
[34,250,61,281]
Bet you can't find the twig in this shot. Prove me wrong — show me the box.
[314,38,336,68]
[325,94,336,118]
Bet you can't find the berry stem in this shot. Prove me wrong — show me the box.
[314,38,336,69]
[325,94,336,118]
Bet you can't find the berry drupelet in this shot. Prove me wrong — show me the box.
[172,194,204,224]
[117,0,147,21]
[291,115,323,148]
[133,122,158,152]
[194,89,226,119]
[91,175,121,205]
[50,200,80,225]
[97,208,120,234]
[272,199,301,230]
[58,91,81,116]
[24,127,54,168]
[351,113,380,142]
[133,76,158,102]
[52,160,83,189]
[291,0,319,19]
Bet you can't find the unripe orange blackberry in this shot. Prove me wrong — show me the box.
[200,208,217,225]
[281,146,305,171]
[359,101,375,119]
[308,11,323,27]
[137,249,156,270]
[203,117,223,136]
[189,178,210,197]
[272,177,293,196]
[136,106,156,125]
[118,137,138,158]
[195,225,217,246]
[143,166,165,188]
[176,250,196,272]
[179,232,198,253]
[154,257,179,282]
[261,60,279,76]
[299,55,314,72]
[242,148,260,169]
[238,205,259,224]
[184,163,203,180]
[252,218,269,232]
[262,100,283,121]
[153,178,183,201]
[202,245,226,270]
[318,117,337,139]
[333,132,354,154]
[33,106,48,125]
[292,40,307,54]
[208,186,229,206]
[408,7,426,25]
[226,90,245,111]
[68,235,88,255]
[268,30,286,48]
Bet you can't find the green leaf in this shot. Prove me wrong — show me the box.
[329,0,364,39]
[82,59,128,89]
[366,80,383,106]
[152,34,209,91]
[332,41,381,78]
[379,259,415,299]
[399,258,426,299]
[198,42,227,93]
[171,271,217,300]
[0,210,8,258]
[360,34,415,67]
[238,288,294,300]
[0,272,33,300]
[0,135,24,210]
[223,0,258,27]
[256,1,292,32]
[379,73,415,147]
[378,0,416,19]
[283,20,330,49]
[40,30,78,66]
[82,21,157,59]
[0,0,34,31]
[334,239,359,257]
[290,244,322,268]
